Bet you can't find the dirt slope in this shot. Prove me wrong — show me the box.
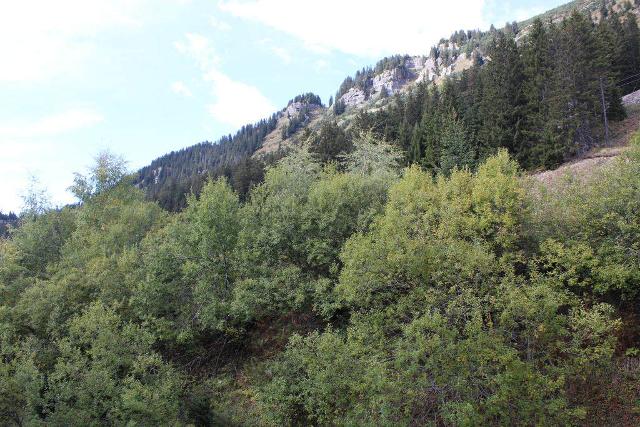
[532,100,640,186]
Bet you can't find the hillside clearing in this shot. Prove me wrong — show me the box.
[532,100,640,186]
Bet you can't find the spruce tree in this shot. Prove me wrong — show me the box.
[477,31,525,159]
[439,110,475,175]
[621,12,640,94]
[521,18,555,168]
[409,123,422,164]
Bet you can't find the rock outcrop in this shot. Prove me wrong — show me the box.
[623,88,640,106]
[337,50,477,110]
[255,102,323,156]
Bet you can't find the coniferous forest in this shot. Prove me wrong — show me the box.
[2,4,640,426]
[353,10,637,171]
[139,8,640,212]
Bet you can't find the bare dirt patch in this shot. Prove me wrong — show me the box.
[531,104,640,186]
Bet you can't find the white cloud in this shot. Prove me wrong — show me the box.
[258,38,293,64]
[314,59,329,72]
[204,70,276,128]
[171,81,193,97]
[270,46,292,64]
[175,33,276,127]
[175,33,220,69]
[0,109,104,139]
[218,0,487,57]
[210,15,233,31]
[0,0,145,82]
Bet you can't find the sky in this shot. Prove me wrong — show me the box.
[0,0,569,213]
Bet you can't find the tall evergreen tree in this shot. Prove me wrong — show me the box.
[478,32,525,158]
[521,19,556,168]
[548,12,604,157]
[620,11,640,94]
[439,110,475,175]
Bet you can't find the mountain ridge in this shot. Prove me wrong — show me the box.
[136,0,640,211]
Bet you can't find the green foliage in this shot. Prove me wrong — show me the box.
[4,45,640,424]
[337,150,525,310]
[10,208,76,279]
[255,149,622,425]
[19,80,640,427]
[307,120,351,163]
[530,133,640,302]
[134,178,240,339]
[45,303,183,425]
[70,150,129,202]
[342,132,403,178]
[136,114,279,211]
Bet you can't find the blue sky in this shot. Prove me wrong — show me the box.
[0,0,568,212]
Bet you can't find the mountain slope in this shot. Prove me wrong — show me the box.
[136,0,640,211]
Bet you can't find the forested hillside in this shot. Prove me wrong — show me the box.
[135,115,279,211]
[3,1,640,425]
[137,0,640,211]
[352,9,635,171]
[0,212,18,238]
[135,93,325,211]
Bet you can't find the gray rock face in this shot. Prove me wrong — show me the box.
[338,55,427,108]
[416,57,438,82]
[285,101,306,117]
[151,166,162,185]
[336,48,481,110]
[285,101,321,119]
[371,69,410,97]
[341,87,367,107]
[623,89,640,106]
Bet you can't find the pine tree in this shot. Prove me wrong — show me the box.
[620,11,640,94]
[521,18,555,168]
[439,110,475,175]
[600,0,609,20]
[409,123,422,163]
[477,31,525,159]
[595,13,627,121]
[333,98,346,115]
[397,118,411,160]
[418,93,442,172]
[548,11,605,157]
[309,120,351,163]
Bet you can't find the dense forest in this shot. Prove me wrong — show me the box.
[136,93,326,211]
[135,114,279,211]
[353,9,640,171]
[0,212,18,238]
[0,212,18,221]
[3,3,640,426]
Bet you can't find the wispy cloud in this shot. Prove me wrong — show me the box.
[210,15,232,31]
[175,33,276,128]
[257,38,292,64]
[270,46,292,64]
[0,0,145,82]
[218,0,487,57]
[205,70,277,127]
[171,81,194,97]
[0,109,104,139]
